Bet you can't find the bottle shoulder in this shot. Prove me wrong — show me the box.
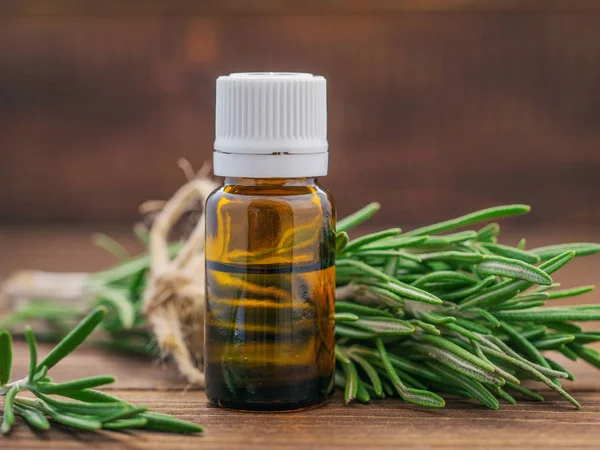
[206,180,335,212]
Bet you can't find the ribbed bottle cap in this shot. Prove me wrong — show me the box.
[214,72,328,178]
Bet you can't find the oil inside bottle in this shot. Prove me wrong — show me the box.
[204,178,335,411]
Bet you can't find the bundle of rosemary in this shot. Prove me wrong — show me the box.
[333,203,600,409]
[0,307,203,435]
[2,195,600,410]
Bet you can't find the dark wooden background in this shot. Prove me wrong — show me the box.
[1,1,600,227]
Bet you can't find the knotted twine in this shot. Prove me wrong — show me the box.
[141,161,218,386]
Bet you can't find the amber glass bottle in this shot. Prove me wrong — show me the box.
[204,73,335,410]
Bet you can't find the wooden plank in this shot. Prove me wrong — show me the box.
[6,329,600,447]
[1,0,600,17]
[4,389,600,449]
[2,14,600,226]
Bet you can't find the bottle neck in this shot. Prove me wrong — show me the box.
[214,152,328,178]
[223,177,318,187]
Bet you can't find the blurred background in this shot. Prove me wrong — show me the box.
[1,1,599,276]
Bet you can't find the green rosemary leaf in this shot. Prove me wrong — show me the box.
[405,205,530,237]
[545,358,575,381]
[334,312,359,323]
[412,343,503,386]
[99,406,148,424]
[546,322,582,334]
[383,256,399,276]
[90,243,180,285]
[530,243,600,261]
[103,417,148,430]
[393,367,428,390]
[38,402,102,431]
[364,285,405,305]
[352,250,422,263]
[337,203,381,232]
[347,351,384,397]
[97,287,135,329]
[517,238,527,250]
[359,236,428,251]
[92,233,130,262]
[343,228,402,254]
[0,330,12,386]
[57,388,126,404]
[1,385,19,434]
[336,259,389,281]
[334,344,351,365]
[475,255,552,285]
[335,232,349,255]
[453,318,493,335]
[441,276,497,302]
[140,411,204,434]
[335,324,376,340]
[418,334,496,373]
[472,309,501,328]
[569,344,600,369]
[336,346,359,404]
[411,320,441,335]
[430,362,499,410]
[335,302,394,318]
[444,323,484,342]
[368,281,443,305]
[560,346,579,361]
[37,306,107,372]
[546,285,595,300]
[350,346,443,383]
[504,382,544,401]
[419,231,478,247]
[351,317,415,336]
[356,381,371,404]
[471,341,520,385]
[24,326,37,383]
[458,252,575,310]
[34,391,128,416]
[33,366,48,382]
[13,404,50,431]
[495,300,546,311]
[476,223,500,241]
[533,335,575,350]
[494,306,600,323]
[420,313,456,325]
[375,339,445,408]
[482,335,567,379]
[571,332,600,344]
[480,243,541,264]
[490,385,517,405]
[411,271,476,288]
[36,376,116,394]
[499,322,550,369]
[381,378,395,397]
[417,251,485,264]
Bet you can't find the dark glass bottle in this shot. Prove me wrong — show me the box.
[204,177,336,410]
[205,72,333,410]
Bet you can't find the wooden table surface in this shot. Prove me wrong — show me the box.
[2,226,600,449]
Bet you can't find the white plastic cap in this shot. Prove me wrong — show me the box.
[214,72,328,178]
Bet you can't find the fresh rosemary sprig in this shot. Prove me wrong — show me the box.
[0,307,203,436]
[2,203,600,410]
[334,203,600,409]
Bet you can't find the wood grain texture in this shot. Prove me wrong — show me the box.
[1,10,600,226]
[2,0,600,16]
[2,227,600,448]
[4,342,600,450]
